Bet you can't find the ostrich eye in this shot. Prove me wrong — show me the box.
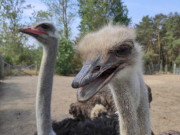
[109,40,134,57]
[115,45,131,56]
[41,24,50,29]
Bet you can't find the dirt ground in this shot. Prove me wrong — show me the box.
[0,75,180,135]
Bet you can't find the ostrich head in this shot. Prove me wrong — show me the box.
[72,24,143,101]
[19,22,59,46]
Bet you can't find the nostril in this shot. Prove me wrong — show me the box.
[92,66,101,73]
[71,81,79,88]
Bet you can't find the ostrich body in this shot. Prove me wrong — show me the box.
[20,22,59,135]
[69,84,152,120]
[69,86,116,120]
[72,24,151,135]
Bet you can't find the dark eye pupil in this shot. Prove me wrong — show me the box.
[41,24,49,29]
[115,46,131,56]
[117,48,128,54]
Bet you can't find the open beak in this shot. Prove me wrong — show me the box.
[72,60,126,101]
[19,27,46,35]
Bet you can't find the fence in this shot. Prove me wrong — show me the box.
[174,68,180,75]
[5,62,37,76]
[144,64,160,74]
[173,64,180,75]
[144,63,180,75]
[0,56,38,78]
[0,55,4,79]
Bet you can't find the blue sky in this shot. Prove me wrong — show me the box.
[124,0,180,25]
[23,0,180,39]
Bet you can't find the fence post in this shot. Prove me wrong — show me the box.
[165,64,167,74]
[173,63,176,74]
[148,65,152,74]
[35,61,38,75]
[160,60,163,74]
[0,56,4,79]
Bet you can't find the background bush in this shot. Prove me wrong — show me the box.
[55,38,82,75]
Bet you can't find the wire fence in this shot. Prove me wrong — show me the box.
[0,56,38,79]
[174,68,180,75]
[144,64,160,74]
[0,55,180,78]
[4,62,37,76]
[173,64,180,75]
[143,63,180,75]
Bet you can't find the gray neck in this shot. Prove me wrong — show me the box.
[36,41,58,135]
[109,69,150,135]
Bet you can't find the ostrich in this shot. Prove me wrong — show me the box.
[20,22,119,135]
[72,24,180,135]
[72,24,151,135]
[69,84,152,120]
[20,22,59,135]
[19,22,179,135]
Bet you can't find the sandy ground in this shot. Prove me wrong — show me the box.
[0,75,180,135]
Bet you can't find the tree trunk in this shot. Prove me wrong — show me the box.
[158,30,161,64]
[61,0,69,39]
[147,34,152,51]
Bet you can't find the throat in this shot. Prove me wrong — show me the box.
[108,73,141,135]
[36,45,58,135]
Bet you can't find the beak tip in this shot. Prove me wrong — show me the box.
[71,81,79,88]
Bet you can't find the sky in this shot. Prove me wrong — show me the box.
[23,0,180,39]
[124,0,180,25]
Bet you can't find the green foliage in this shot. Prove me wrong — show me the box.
[0,0,178,75]
[31,10,53,22]
[0,0,33,65]
[136,16,154,50]
[143,50,158,64]
[175,55,180,65]
[55,38,82,75]
[78,0,131,36]
[3,55,13,65]
[41,0,75,39]
[16,46,42,65]
[136,12,180,72]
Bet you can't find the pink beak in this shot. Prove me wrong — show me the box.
[19,27,46,35]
